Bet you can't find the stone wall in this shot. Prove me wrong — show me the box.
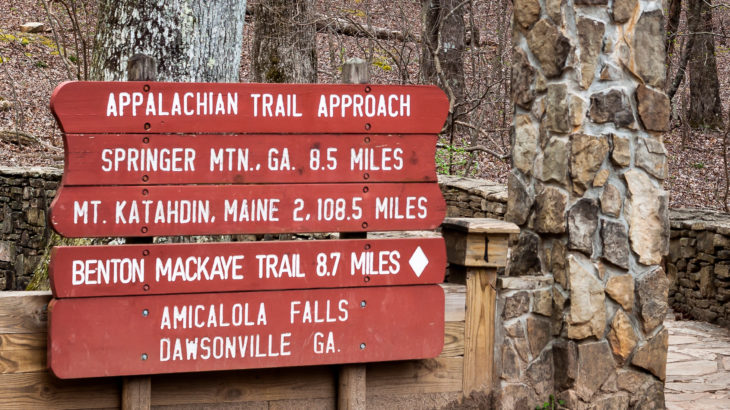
[503,0,670,408]
[438,174,507,219]
[494,274,557,409]
[0,166,61,290]
[668,209,730,328]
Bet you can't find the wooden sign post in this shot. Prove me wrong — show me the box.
[46,75,450,409]
[441,218,520,397]
[122,54,156,410]
[339,58,371,410]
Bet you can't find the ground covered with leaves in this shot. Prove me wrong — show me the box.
[0,0,729,210]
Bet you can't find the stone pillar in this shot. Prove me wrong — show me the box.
[504,0,670,408]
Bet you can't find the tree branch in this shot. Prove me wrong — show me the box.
[436,143,510,160]
[316,14,419,43]
[668,35,694,100]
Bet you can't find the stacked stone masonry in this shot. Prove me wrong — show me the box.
[438,174,507,219]
[668,209,730,329]
[504,0,670,408]
[0,166,61,290]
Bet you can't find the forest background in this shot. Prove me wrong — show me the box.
[0,0,728,211]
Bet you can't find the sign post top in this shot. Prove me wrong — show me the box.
[50,81,449,134]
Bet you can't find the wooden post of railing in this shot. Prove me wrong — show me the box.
[121,53,156,410]
[441,218,519,397]
[337,57,370,410]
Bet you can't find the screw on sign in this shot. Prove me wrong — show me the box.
[47,81,450,379]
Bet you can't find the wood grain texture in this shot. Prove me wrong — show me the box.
[151,403,268,410]
[441,283,466,322]
[0,292,51,334]
[0,372,120,409]
[440,321,465,358]
[150,366,336,405]
[0,347,46,374]
[462,269,496,396]
[0,333,47,376]
[366,357,463,395]
[149,358,463,408]
[123,376,151,410]
[367,391,461,410]
[269,398,334,410]
[0,333,46,351]
[441,218,520,234]
[442,231,510,268]
[338,364,366,410]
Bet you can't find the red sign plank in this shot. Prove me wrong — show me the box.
[49,183,446,237]
[49,238,446,298]
[50,82,449,134]
[48,285,444,378]
[61,134,437,186]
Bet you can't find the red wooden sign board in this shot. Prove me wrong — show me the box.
[48,285,445,379]
[50,82,449,134]
[47,81,449,380]
[49,238,447,298]
[49,183,446,237]
[61,133,437,185]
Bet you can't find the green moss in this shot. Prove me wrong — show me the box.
[265,55,285,83]
[372,55,392,71]
[266,67,285,83]
[0,32,18,42]
[343,8,366,18]
[0,30,66,55]
[26,233,94,291]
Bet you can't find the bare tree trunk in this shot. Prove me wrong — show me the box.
[91,0,247,82]
[421,0,466,175]
[666,0,682,77]
[724,118,730,211]
[688,0,723,129]
[420,0,466,105]
[27,0,250,290]
[251,0,318,83]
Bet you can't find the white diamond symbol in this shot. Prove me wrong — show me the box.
[409,246,429,277]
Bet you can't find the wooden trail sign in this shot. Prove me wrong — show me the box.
[48,285,445,379]
[61,133,437,186]
[47,81,449,381]
[50,82,449,134]
[49,238,446,298]
[49,183,446,237]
